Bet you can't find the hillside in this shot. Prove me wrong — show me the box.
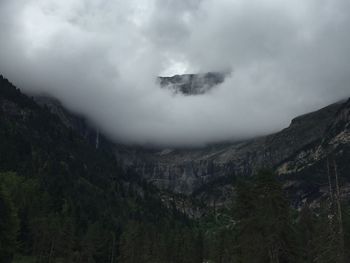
[2,74,350,262]
[30,81,350,210]
[0,75,202,262]
[115,100,346,207]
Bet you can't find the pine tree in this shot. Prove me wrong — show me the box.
[234,170,296,263]
[297,204,317,262]
[0,183,19,263]
[303,198,348,263]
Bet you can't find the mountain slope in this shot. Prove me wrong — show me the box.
[0,75,203,262]
[2,73,350,261]
[30,81,349,208]
[278,98,350,206]
[115,101,344,198]
[14,75,350,209]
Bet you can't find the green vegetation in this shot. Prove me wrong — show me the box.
[2,167,350,262]
[201,170,350,263]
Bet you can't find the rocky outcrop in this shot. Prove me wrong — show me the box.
[158,72,226,95]
[31,87,350,208]
[115,101,344,197]
[277,99,350,207]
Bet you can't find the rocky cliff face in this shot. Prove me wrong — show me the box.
[30,81,350,208]
[277,99,350,207]
[114,101,344,197]
[158,72,226,95]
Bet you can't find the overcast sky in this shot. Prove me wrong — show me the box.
[0,0,350,146]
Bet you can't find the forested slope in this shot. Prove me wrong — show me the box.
[0,75,202,263]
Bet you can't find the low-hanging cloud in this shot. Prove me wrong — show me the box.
[0,0,350,146]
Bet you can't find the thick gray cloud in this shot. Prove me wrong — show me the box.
[0,0,349,146]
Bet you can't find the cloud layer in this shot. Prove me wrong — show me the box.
[0,0,350,146]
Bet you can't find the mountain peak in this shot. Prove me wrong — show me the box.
[158,72,227,95]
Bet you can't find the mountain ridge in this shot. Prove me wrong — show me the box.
[22,75,350,209]
[158,72,227,95]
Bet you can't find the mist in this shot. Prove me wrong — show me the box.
[0,0,350,146]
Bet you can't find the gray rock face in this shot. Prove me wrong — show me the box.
[277,99,350,207]
[115,101,344,196]
[158,72,226,95]
[36,92,350,208]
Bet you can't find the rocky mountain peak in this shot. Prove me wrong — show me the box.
[158,72,227,95]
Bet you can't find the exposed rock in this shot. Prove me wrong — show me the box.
[115,101,344,197]
[277,99,350,207]
[158,72,226,95]
[31,89,350,209]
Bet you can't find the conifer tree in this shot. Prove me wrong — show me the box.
[0,183,19,263]
[234,170,296,263]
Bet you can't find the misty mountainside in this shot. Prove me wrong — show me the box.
[115,100,349,205]
[0,74,198,217]
[28,75,350,209]
[3,73,350,262]
[158,72,226,95]
[0,75,206,262]
[277,99,350,206]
